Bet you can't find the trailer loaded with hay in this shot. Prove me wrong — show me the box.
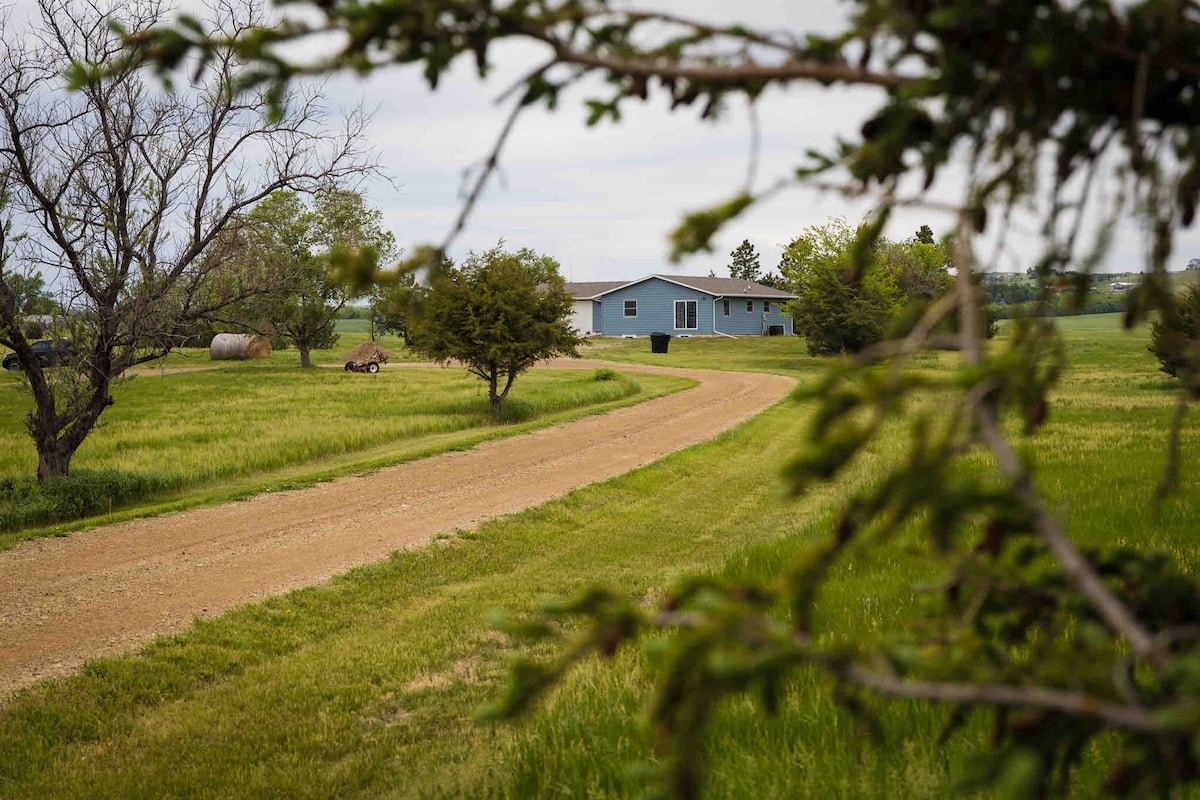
[343,342,393,374]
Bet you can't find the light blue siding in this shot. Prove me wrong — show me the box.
[592,300,602,333]
[600,279,715,335]
[712,297,794,336]
[597,277,793,336]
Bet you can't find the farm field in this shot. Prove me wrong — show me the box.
[0,329,688,545]
[1,314,1197,798]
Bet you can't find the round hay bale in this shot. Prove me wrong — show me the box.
[342,342,394,364]
[246,335,273,359]
[210,333,252,360]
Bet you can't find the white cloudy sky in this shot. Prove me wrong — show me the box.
[5,0,1198,282]
[330,0,949,282]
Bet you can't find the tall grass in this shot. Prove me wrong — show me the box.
[0,314,1194,798]
[0,361,669,537]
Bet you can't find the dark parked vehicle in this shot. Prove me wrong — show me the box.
[2,339,72,371]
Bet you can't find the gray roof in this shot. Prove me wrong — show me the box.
[653,275,796,299]
[562,281,630,299]
[566,275,795,300]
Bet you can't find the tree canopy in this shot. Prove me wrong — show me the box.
[412,244,580,410]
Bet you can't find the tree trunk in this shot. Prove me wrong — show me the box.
[488,365,500,411]
[497,370,517,406]
[30,372,112,481]
[23,361,75,481]
[36,444,72,481]
[299,344,313,368]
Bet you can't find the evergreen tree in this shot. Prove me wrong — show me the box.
[727,239,761,282]
[412,245,580,410]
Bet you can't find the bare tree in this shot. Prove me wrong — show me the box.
[0,0,375,480]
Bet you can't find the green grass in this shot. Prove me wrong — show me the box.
[0,346,688,543]
[584,333,825,377]
[1,313,1196,798]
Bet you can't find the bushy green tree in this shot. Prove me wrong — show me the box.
[781,219,897,355]
[1149,285,1200,390]
[782,218,953,355]
[412,244,580,410]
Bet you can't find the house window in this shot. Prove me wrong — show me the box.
[722,299,730,316]
[674,300,698,330]
[764,301,771,313]
[623,299,637,318]
[746,300,754,312]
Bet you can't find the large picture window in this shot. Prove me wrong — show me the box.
[674,299,698,330]
[623,299,637,317]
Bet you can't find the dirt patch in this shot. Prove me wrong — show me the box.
[121,365,220,377]
[402,657,484,693]
[0,359,794,701]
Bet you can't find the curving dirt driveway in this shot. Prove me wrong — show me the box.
[0,359,794,700]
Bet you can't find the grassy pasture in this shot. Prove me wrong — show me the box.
[1,314,1197,798]
[0,330,688,544]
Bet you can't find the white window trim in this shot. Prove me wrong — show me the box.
[764,301,771,312]
[674,299,698,331]
[746,300,754,313]
[623,299,638,318]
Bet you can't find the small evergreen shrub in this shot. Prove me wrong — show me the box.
[1149,286,1200,381]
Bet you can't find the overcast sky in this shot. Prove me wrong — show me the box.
[323,0,1200,282]
[6,0,1199,282]
[331,0,948,282]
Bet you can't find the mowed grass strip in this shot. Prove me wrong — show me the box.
[0,358,689,544]
[1,315,1196,798]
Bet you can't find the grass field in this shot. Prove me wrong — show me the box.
[0,328,689,545]
[1,314,1197,798]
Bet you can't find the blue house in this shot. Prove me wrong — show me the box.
[563,275,796,337]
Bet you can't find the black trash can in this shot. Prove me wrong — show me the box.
[649,332,671,354]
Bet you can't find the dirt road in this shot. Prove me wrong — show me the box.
[0,360,794,699]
